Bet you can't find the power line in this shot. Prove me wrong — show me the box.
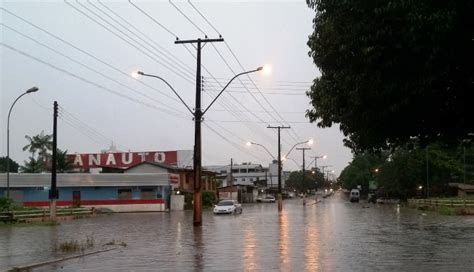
[224,41,302,143]
[180,2,302,142]
[87,0,195,79]
[65,0,195,85]
[127,0,179,39]
[188,0,220,36]
[59,105,131,150]
[1,23,188,118]
[169,0,207,37]
[0,7,185,105]
[1,42,191,120]
[96,0,195,76]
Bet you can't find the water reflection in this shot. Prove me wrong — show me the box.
[305,218,320,271]
[193,227,204,271]
[243,224,257,271]
[278,211,289,271]
[1,195,474,271]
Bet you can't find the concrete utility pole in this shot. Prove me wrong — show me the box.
[50,101,59,221]
[230,158,233,200]
[297,147,311,191]
[138,38,262,227]
[174,37,224,226]
[267,125,291,212]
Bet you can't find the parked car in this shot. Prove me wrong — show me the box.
[213,200,242,214]
[256,195,276,203]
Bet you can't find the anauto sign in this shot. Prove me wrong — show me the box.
[67,151,178,169]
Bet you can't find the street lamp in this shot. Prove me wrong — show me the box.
[6,86,39,198]
[283,139,313,160]
[135,68,262,226]
[246,141,275,160]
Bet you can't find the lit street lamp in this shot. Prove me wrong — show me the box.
[6,86,39,198]
[134,67,262,226]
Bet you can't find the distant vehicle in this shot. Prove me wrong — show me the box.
[256,195,276,203]
[213,200,242,214]
[350,189,360,202]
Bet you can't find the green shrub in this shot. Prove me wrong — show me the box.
[438,206,456,216]
[0,197,13,211]
[202,192,216,208]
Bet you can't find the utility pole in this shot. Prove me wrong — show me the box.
[230,158,233,200]
[267,125,291,211]
[175,37,224,227]
[296,147,311,196]
[320,165,331,188]
[50,101,59,221]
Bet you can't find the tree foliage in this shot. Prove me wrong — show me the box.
[306,0,473,152]
[286,169,324,193]
[339,142,470,198]
[0,157,20,173]
[20,132,72,173]
[20,156,44,173]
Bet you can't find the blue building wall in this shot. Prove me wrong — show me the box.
[2,186,169,202]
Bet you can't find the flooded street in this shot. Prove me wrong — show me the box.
[1,192,474,271]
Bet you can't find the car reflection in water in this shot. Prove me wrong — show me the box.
[256,195,276,203]
[213,200,243,214]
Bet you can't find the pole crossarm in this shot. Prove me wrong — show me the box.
[175,38,224,44]
[203,67,262,115]
[138,72,194,116]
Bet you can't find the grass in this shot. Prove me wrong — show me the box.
[57,236,95,253]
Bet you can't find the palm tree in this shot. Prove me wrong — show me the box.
[20,156,44,173]
[56,149,74,173]
[22,131,53,163]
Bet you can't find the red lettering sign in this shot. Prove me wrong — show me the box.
[67,151,178,169]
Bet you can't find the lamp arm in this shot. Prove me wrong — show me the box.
[140,73,194,116]
[202,69,259,115]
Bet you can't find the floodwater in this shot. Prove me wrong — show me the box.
[1,192,474,271]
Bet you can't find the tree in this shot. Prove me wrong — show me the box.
[285,169,323,193]
[306,0,473,152]
[56,149,74,173]
[338,152,387,191]
[22,131,52,163]
[20,156,44,173]
[0,157,19,173]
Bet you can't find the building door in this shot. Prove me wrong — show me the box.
[72,191,81,207]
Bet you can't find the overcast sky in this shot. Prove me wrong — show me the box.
[1,0,352,176]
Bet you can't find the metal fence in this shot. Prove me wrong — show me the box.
[0,207,93,222]
[408,198,474,208]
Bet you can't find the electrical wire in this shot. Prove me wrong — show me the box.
[1,42,191,120]
[65,0,195,85]
[87,0,195,79]
[0,7,185,105]
[96,0,195,76]
[1,23,189,118]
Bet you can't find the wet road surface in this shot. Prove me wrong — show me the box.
[1,192,474,271]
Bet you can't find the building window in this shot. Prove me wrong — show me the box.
[118,188,132,200]
[141,188,155,200]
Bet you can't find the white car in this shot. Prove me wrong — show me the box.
[256,195,276,203]
[213,200,242,214]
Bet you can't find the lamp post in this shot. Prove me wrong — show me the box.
[283,139,313,160]
[135,67,262,226]
[6,87,39,198]
[246,141,275,160]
